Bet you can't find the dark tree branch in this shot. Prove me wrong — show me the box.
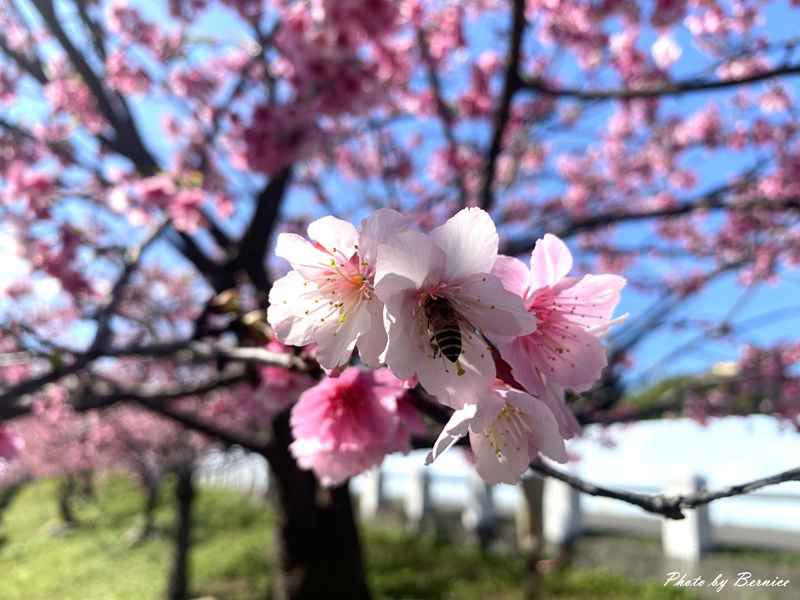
[0,34,48,84]
[167,230,224,286]
[479,0,526,211]
[416,29,469,206]
[200,208,233,251]
[88,220,170,355]
[530,460,800,520]
[75,0,107,61]
[522,63,800,101]
[230,167,293,294]
[106,340,313,372]
[502,193,799,256]
[0,361,90,417]
[30,0,159,175]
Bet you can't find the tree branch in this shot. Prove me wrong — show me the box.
[88,220,170,355]
[30,0,159,174]
[479,0,526,211]
[530,460,800,520]
[230,167,293,294]
[502,192,799,256]
[106,340,313,372]
[522,63,800,101]
[0,32,48,84]
[416,28,469,206]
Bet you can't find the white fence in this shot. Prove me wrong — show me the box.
[196,450,800,562]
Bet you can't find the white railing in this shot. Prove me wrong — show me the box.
[196,450,800,561]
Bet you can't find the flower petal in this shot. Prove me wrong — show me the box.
[425,403,478,464]
[520,394,569,463]
[431,208,498,280]
[267,271,319,346]
[307,216,358,260]
[313,297,372,369]
[380,297,421,380]
[529,233,573,291]
[375,230,445,292]
[274,233,331,279]
[492,254,530,298]
[358,208,409,268]
[356,298,389,368]
[551,274,626,329]
[493,337,582,438]
[469,428,532,485]
[453,273,537,338]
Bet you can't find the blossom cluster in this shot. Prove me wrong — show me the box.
[268,208,625,485]
[0,425,23,462]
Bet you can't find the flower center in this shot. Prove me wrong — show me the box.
[484,403,532,461]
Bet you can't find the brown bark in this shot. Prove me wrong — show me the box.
[166,463,195,600]
[57,475,79,527]
[267,412,372,600]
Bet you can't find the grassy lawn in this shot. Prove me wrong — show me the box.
[0,475,692,600]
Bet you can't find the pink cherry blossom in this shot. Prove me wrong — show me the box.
[106,49,151,95]
[490,234,626,437]
[268,209,408,369]
[652,33,681,70]
[427,382,568,485]
[290,367,423,486]
[375,208,537,407]
[651,0,686,28]
[0,425,23,461]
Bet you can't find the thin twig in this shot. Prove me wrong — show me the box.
[522,63,800,100]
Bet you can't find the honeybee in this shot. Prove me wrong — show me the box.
[423,297,463,364]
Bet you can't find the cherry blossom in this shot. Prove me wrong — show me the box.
[0,425,23,461]
[268,209,409,370]
[426,382,568,485]
[490,234,626,437]
[290,367,423,486]
[375,208,537,407]
[652,33,681,70]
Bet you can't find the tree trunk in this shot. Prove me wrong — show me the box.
[267,412,372,600]
[78,469,95,499]
[57,475,79,527]
[135,473,161,544]
[166,463,195,600]
[517,477,545,600]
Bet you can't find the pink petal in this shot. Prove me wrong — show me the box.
[426,404,479,464]
[313,300,371,369]
[307,216,358,260]
[375,230,445,292]
[274,233,332,279]
[455,272,537,338]
[551,274,626,329]
[529,233,573,291]
[380,296,422,380]
[521,396,569,463]
[469,428,532,485]
[492,254,531,298]
[267,271,317,346]
[431,208,498,280]
[414,328,496,409]
[495,336,585,439]
[355,299,388,368]
[358,208,409,267]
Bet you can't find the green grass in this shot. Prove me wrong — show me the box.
[0,476,692,600]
